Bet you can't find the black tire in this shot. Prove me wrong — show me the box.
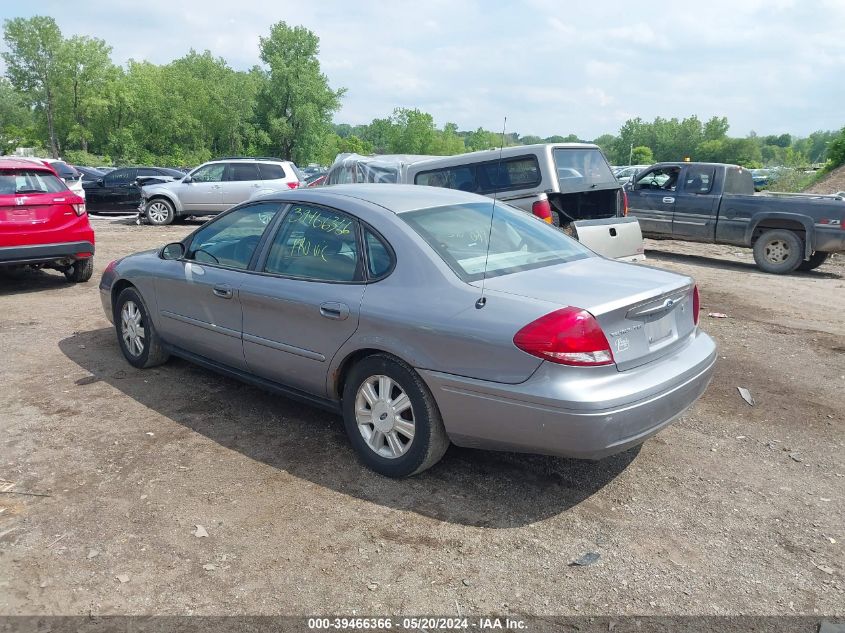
[114,287,170,369]
[145,198,175,225]
[752,229,803,274]
[64,257,93,283]
[342,354,449,477]
[797,251,830,271]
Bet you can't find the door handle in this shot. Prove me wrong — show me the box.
[319,302,349,320]
[211,184,222,189]
[212,284,233,299]
[662,197,675,204]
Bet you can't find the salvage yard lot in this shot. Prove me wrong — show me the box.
[0,219,843,616]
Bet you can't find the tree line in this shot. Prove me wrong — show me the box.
[2,15,844,172]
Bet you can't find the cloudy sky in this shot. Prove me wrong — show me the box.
[2,0,843,139]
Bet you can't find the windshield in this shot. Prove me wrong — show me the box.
[402,202,593,282]
[553,148,617,193]
[0,169,68,195]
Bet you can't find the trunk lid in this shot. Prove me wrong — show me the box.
[477,257,697,371]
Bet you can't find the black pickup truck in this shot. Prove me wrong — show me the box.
[626,162,845,273]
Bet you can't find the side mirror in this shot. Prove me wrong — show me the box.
[159,242,185,260]
[182,175,193,184]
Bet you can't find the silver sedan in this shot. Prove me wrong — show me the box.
[99,185,716,477]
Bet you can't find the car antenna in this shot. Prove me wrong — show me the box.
[476,116,507,310]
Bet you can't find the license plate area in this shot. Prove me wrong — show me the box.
[0,208,36,222]
[644,312,676,349]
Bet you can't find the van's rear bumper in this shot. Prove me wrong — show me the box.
[420,329,716,459]
[0,240,95,265]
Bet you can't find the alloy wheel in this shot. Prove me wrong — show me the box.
[764,239,790,264]
[355,374,415,459]
[120,300,145,357]
[147,201,170,223]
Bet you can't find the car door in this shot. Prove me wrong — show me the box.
[180,163,226,213]
[627,166,680,236]
[153,201,283,370]
[222,163,262,208]
[88,168,135,211]
[239,202,367,396]
[672,165,719,242]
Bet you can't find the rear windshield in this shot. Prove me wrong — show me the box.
[402,202,592,282]
[0,169,68,195]
[50,161,80,179]
[724,166,755,195]
[553,148,617,193]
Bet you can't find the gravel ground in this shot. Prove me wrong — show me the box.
[0,218,843,619]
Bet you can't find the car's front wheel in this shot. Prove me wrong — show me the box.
[342,354,449,477]
[146,198,175,225]
[114,287,170,368]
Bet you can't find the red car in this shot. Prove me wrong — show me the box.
[0,158,94,282]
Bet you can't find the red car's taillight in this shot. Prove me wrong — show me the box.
[72,202,86,216]
[513,307,614,366]
[692,285,700,326]
[531,198,553,223]
[286,181,300,189]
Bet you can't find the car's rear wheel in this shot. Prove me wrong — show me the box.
[146,199,175,225]
[64,257,93,283]
[752,229,803,274]
[797,251,829,271]
[342,354,449,477]
[114,287,169,368]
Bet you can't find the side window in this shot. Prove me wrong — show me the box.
[364,230,393,278]
[724,167,755,195]
[226,163,261,182]
[415,166,477,192]
[476,157,541,193]
[191,163,225,183]
[186,202,280,269]
[258,163,286,180]
[137,167,157,177]
[264,204,361,282]
[103,169,136,187]
[635,167,680,191]
[684,166,716,194]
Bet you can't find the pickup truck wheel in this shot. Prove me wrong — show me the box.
[797,251,829,271]
[146,199,175,225]
[752,229,803,274]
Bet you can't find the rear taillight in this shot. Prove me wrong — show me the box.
[72,203,86,216]
[692,285,700,326]
[531,199,553,223]
[622,190,629,216]
[286,181,300,189]
[513,307,614,366]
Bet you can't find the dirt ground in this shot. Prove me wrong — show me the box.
[0,217,842,619]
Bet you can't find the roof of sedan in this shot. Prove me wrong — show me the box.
[266,184,490,214]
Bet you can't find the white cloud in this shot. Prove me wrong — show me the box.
[0,0,842,138]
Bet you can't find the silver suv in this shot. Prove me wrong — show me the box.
[139,157,304,225]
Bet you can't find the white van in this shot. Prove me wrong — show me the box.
[323,144,645,262]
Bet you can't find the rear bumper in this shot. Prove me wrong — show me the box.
[420,329,716,459]
[0,240,95,266]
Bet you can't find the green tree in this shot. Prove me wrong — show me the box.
[56,35,116,152]
[703,116,729,141]
[254,22,345,164]
[0,77,34,148]
[826,127,845,170]
[631,145,654,164]
[2,16,64,157]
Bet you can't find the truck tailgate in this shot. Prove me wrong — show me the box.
[573,216,645,262]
